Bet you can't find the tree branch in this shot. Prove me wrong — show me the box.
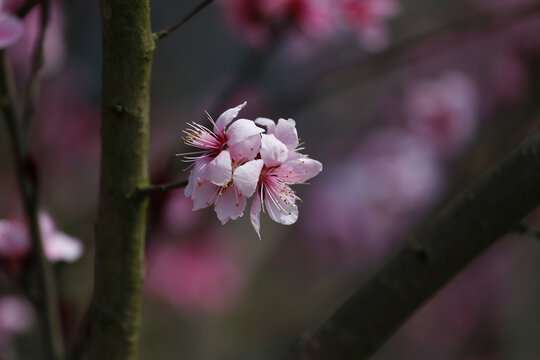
[153,0,215,42]
[89,0,154,359]
[133,179,188,198]
[514,223,540,240]
[22,0,50,142]
[0,51,64,360]
[284,129,540,360]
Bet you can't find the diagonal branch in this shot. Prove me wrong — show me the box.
[284,129,540,360]
[153,0,215,42]
[0,51,64,360]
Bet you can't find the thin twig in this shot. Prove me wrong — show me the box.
[0,51,64,360]
[21,0,50,143]
[153,0,215,41]
[134,179,189,197]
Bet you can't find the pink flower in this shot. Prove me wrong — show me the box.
[0,220,30,258]
[38,212,83,263]
[183,102,265,224]
[9,0,66,76]
[340,0,400,51]
[219,0,332,47]
[0,296,33,349]
[406,71,478,156]
[146,235,244,314]
[250,118,322,237]
[0,212,83,263]
[0,0,23,49]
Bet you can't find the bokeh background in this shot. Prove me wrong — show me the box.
[1,0,540,359]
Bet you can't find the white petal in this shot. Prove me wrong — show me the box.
[265,195,298,225]
[250,194,262,239]
[214,187,247,225]
[254,117,276,134]
[226,119,264,146]
[184,158,210,197]
[229,134,261,163]
[214,101,246,133]
[286,156,323,183]
[233,159,264,198]
[192,181,219,210]
[260,134,288,167]
[275,118,299,151]
[205,150,232,186]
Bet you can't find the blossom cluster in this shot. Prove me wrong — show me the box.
[219,0,400,51]
[182,102,322,237]
[0,212,83,263]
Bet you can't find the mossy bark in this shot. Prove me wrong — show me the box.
[90,0,154,359]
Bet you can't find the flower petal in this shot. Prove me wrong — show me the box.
[264,188,298,225]
[226,119,264,146]
[229,134,261,163]
[214,187,247,225]
[0,13,22,49]
[254,117,276,134]
[275,118,299,151]
[192,181,219,210]
[205,150,232,186]
[233,159,263,198]
[250,194,262,239]
[214,101,246,133]
[184,157,210,197]
[285,156,323,183]
[260,134,288,167]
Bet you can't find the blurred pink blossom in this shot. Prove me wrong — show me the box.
[146,235,244,314]
[219,0,332,47]
[0,296,33,349]
[406,71,478,156]
[0,212,83,263]
[161,191,201,234]
[8,0,66,77]
[0,220,30,258]
[340,0,400,51]
[305,128,441,267]
[0,0,23,49]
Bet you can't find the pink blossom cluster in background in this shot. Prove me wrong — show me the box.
[146,234,245,314]
[0,0,23,49]
[0,296,33,353]
[303,71,479,268]
[181,102,322,237]
[219,0,400,51]
[0,212,83,263]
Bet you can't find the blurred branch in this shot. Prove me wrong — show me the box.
[274,1,540,112]
[514,223,540,240]
[133,179,188,197]
[154,0,215,41]
[17,0,40,18]
[0,51,64,360]
[90,0,154,359]
[22,0,50,143]
[284,129,540,359]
